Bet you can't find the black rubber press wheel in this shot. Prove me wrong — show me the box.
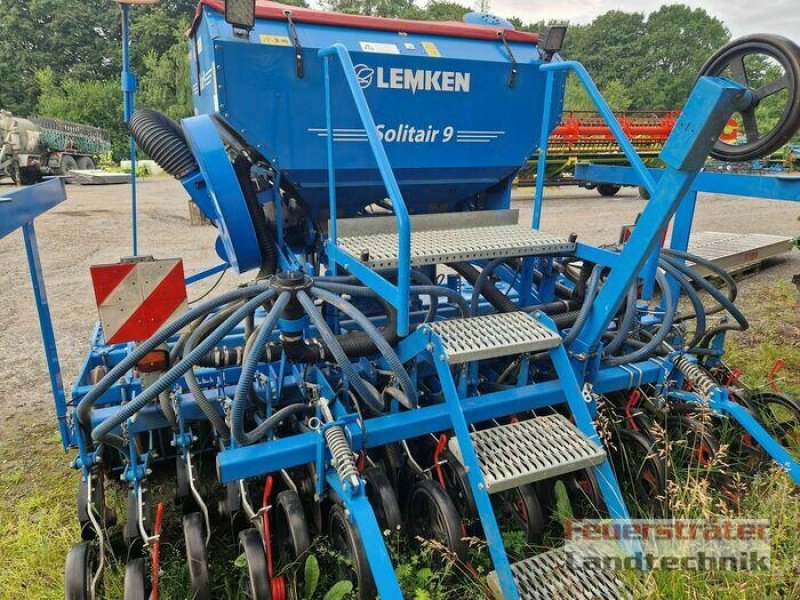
[699,34,800,161]
[407,479,466,561]
[124,558,147,600]
[361,468,403,534]
[239,528,271,600]
[64,542,96,600]
[273,490,312,562]
[184,512,211,600]
[329,504,376,600]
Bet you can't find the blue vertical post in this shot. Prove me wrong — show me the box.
[532,71,554,230]
[664,190,698,304]
[22,222,70,450]
[323,57,338,277]
[120,2,138,256]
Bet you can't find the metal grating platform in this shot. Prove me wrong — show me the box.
[488,547,633,600]
[334,209,575,269]
[448,415,605,493]
[427,312,562,364]
[687,231,795,276]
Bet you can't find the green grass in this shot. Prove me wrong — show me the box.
[0,279,798,599]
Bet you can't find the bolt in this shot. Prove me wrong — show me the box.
[477,483,484,491]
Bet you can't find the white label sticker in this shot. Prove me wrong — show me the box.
[359,41,400,55]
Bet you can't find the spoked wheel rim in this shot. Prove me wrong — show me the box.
[183,512,211,600]
[751,392,800,446]
[238,528,271,600]
[699,34,800,161]
[615,429,667,514]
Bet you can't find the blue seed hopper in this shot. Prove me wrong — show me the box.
[188,0,564,218]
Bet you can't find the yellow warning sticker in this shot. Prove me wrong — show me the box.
[421,41,441,57]
[260,35,291,46]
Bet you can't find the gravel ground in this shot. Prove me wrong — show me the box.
[0,178,797,441]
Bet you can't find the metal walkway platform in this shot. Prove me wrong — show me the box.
[687,231,795,276]
[488,547,633,600]
[427,312,562,365]
[334,209,575,269]
[448,415,606,493]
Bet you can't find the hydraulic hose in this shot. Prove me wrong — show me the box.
[128,109,197,179]
[657,258,707,348]
[231,293,291,446]
[311,287,418,407]
[562,264,603,346]
[91,290,276,443]
[448,262,518,313]
[470,257,510,316]
[233,155,278,278]
[77,285,270,428]
[603,284,639,356]
[296,290,384,414]
[660,254,747,331]
[604,269,676,366]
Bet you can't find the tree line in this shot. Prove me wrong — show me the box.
[0,1,731,159]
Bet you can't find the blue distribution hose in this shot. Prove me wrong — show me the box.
[311,286,418,407]
[77,284,271,427]
[91,289,276,443]
[296,290,385,414]
[231,292,291,446]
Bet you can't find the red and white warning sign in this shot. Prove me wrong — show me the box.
[90,257,188,345]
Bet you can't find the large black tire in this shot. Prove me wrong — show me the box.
[123,558,147,600]
[77,156,96,171]
[361,468,403,535]
[239,528,271,600]
[64,542,94,600]
[699,34,800,161]
[183,512,211,600]
[597,183,621,197]
[329,504,376,600]
[273,489,311,563]
[407,479,466,561]
[17,167,40,185]
[60,154,78,175]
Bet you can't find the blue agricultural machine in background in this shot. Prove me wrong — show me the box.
[2,1,800,598]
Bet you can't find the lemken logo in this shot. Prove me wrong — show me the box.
[354,64,470,94]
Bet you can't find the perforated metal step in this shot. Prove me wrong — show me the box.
[448,415,605,493]
[427,312,561,364]
[333,209,575,269]
[488,547,633,600]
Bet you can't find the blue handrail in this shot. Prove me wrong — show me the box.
[319,43,411,336]
[533,60,660,296]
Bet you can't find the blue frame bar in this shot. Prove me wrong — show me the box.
[575,164,800,202]
[535,61,662,297]
[571,77,751,360]
[0,180,70,448]
[319,44,411,336]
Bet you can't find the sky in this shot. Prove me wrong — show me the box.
[486,0,800,39]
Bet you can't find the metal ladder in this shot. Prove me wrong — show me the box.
[423,311,636,600]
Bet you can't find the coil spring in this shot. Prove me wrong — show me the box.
[324,425,360,488]
[674,355,717,398]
